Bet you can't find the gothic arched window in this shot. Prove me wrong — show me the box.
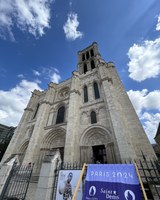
[82,53,85,61]
[94,82,100,99]
[91,111,97,124]
[84,63,87,74]
[90,49,94,57]
[86,51,89,59]
[84,86,88,103]
[91,60,95,70]
[56,106,65,124]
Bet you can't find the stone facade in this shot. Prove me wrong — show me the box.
[2,42,156,167]
[1,42,156,199]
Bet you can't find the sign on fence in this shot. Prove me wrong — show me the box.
[56,170,82,200]
[82,164,142,200]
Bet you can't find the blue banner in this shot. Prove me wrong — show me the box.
[82,164,142,200]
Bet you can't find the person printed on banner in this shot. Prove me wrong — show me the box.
[59,172,73,200]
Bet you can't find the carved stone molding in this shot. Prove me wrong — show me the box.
[24,107,33,112]
[101,77,113,84]
[58,87,70,100]
[70,89,81,95]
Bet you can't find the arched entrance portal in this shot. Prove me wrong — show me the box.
[38,128,66,171]
[80,127,116,164]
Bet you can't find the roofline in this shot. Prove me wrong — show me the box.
[78,42,97,54]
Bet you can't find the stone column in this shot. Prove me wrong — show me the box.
[92,42,99,55]
[88,82,94,102]
[87,61,91,72]
[22,83,56,168]
[109,65,156,159]
[34,150,61,200]
[98,63,137,162]
[64,72,81,163]
[106,143,116,163]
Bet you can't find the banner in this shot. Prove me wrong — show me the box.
[55,170,82,200]
[82,164,142,200]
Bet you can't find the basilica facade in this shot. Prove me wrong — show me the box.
[2,42,156,175]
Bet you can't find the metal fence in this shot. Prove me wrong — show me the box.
[52,158,160,200]
[0,157,160,200]
[137,157,160,199]
[122,154,160,199]
[0,162,34,200]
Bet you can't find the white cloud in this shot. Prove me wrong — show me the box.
[0,0,53,40]
[127,89,147,115]
[144,90,160,110]
[63,12,83,41]
[17,74,25,78]
[127,15,160,82]
[69,1,72,8]
[140,112,160,144]
[0,67,60,126]
[50,72,61,83]
[126,15,160,143]
[53,68,59,73]
[127,89,160,116]
[33,70,41,76]
[34,79,42,84]
[156,15,160,31]
[42,67,61,83]
[127,38,160,81]
[0,79,42,126]
[127,89,160,143]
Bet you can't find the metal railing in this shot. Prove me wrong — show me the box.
[0,162,34,200]
[1,156,160,200]
[52,158,160,200]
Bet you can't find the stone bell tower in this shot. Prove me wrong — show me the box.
[75,42,156,163]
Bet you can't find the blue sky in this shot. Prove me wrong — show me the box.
[0,0,160,144]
